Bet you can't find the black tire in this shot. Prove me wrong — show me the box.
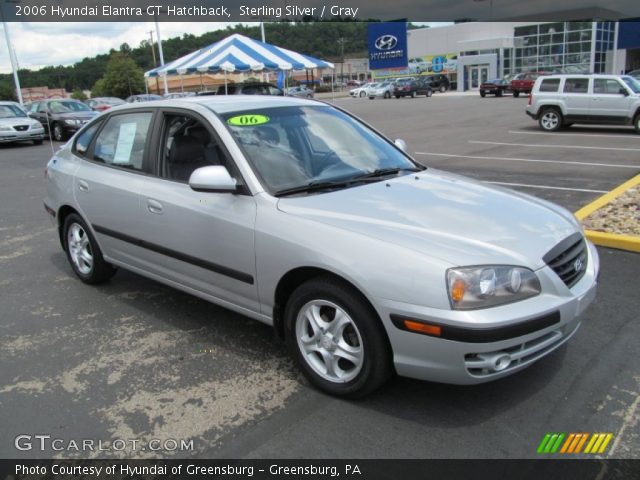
[496,89,503,97]
[439,85,447,93]
[634,115,640,134]
[284,276,393,398]
[33,139,43,145]
[426,89,433,98]
[384,91,390,99]
[480,90,486,97]
[538,107,563,132]
[513,90,520,98]
[395,95,400,99]
[359,91,366,98]
[63,213,116,284]
[52,123,65,142]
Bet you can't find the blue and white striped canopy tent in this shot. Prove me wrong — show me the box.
[144,33,334,78]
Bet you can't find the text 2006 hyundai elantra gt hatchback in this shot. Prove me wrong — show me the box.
[44,96,598,397]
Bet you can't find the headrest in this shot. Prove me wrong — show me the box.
[188,126,211,145]
[168,135,205,164]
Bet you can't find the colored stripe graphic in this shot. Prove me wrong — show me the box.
[539,433,614,454]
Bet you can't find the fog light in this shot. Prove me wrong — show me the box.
[493,354,512,372]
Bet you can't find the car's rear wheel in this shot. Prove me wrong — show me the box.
[63,213,116,284]
[539,108,563,132]
[359,91,366,98]
[513,90,520,98]
[284,277,393,398]
[634,114,640,134]
[52,123,65,142]
[439,85,447,93]
[480,90,486,97]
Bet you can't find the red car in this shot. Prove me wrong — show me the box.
[85,97,125,111]
[510,72,549,98]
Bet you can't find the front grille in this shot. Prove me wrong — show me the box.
[544,233,588,288]
[13,125,28,131]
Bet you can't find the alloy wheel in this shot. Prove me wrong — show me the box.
[67,223,93,275]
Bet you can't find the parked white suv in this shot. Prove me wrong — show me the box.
[525,74,640,133]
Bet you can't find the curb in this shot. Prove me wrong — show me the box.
[574,174,640,253]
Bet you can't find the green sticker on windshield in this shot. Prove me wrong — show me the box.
[227,114,270,126]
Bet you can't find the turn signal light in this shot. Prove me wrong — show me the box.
[403,320,441,337]
[451,278,466,303]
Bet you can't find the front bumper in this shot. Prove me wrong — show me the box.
[0,126,45,143]
[374,240,599,384]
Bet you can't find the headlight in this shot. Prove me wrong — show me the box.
[446,266,541,310]
[0,125,12,131]
[64,119,80,125]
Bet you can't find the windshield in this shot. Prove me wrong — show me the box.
[220,106,418,194]
[0,104,26,118]
[49,100,91,114]
[621,76,640,94]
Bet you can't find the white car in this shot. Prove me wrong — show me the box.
[0,101,45,145]
[368,82,394,99]
[350,83,374,98]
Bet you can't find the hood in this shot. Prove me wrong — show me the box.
[53,111,96,120]
[0,116,39,127]
[277,169,578,269]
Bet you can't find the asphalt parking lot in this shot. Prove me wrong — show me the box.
[1,93,638,460]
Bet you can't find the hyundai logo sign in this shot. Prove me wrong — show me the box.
[375,34,398,51]
[574,258,583,273]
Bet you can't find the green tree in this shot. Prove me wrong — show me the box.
[71,89,88,101]
[97,53,145,98]
[0,81,17,101]
[90,78,107,97]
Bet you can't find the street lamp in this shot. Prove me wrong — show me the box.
[1,0,23,104]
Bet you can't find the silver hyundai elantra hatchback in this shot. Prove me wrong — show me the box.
[44,96,599,397]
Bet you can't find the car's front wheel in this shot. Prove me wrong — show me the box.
[480,90,486,97]
[426,89,433,98]
[539,108,563,132]
[384,91,391,99]
[284,277,392,398]
[63,213,116,284]
[359,91,366,98]
[52,123,65,142]
[513,90,520,98]
[439,85,447,93]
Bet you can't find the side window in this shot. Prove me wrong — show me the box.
[539,78,561,92]
[29,102,39,113]
[563,78,589,93]
[160,113,229,182]
[74,121,102,157]
[92,112,152,171]
[594,79,624,94]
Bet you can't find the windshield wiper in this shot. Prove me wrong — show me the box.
[353,166,423,180]
[275,179,357,197]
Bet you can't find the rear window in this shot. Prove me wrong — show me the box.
[563,78,589,93]
[539,78,561,92]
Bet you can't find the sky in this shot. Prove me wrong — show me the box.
[0,22,451,75]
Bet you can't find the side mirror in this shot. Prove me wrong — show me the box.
[188,166,238,193]
[619,87,629,96]
[394,138,408,152]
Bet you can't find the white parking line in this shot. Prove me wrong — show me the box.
[508,130,640,140]
[413,151,640,169]
[468,140,640,152]
[485,181,607,193]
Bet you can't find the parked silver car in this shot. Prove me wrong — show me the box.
[526,74,640,132]
[368,82,394,99]
[44,96,599,397]
[0,101,45,145]
[285,86,314,99]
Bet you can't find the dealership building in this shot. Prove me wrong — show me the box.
[373,20,640,91]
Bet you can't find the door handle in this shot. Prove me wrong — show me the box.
[146,199,163,214]
[77,180,89,192]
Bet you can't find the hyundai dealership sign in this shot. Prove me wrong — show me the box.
[368,22,408,70]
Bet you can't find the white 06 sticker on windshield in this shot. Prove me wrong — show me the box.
[227,114,270,126]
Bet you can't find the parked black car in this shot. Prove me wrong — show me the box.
[423,74,451,93]
[215,82,284,96]
[393,78,433,98]
[479,78,511,97]
[26,99,98,141]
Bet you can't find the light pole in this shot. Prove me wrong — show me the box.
[1,1,23,104]
[154,17,168,94]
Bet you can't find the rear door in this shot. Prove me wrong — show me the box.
[73,109,156,268]
[561,77,591,118]
[590,78,632,121]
